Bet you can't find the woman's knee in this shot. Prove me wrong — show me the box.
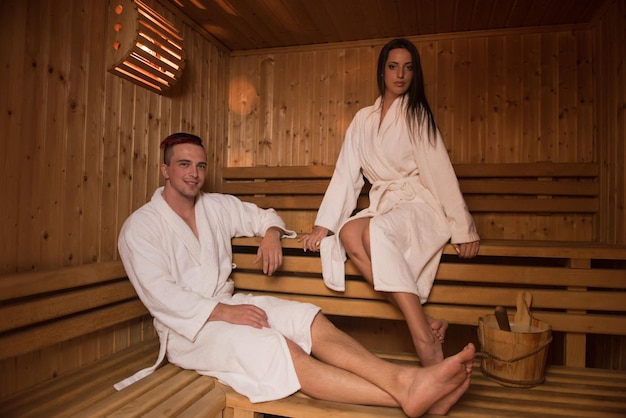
[361,223,371,255]
[339,219,370,255]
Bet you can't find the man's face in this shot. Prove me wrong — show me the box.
[161,143,207,200]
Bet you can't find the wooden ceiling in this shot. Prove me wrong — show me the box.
[167,0,609,51]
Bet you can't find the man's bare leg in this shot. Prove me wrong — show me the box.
[340,218,445,365]
[292,313,475,417]
[286,338,398,406]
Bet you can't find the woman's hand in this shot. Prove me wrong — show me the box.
[452,240,480,258]
[298,226,330,252]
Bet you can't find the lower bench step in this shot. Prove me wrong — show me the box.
[2,339,624,418]
[221,362,626,418]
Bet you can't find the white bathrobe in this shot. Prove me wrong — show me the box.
[316,96,479,303]
[116,188,320,402]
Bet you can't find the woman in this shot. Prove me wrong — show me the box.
[300,38,480,367]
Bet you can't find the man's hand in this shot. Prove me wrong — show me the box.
[452,240,480,258]
[255,227,283,275]
[209,303,270,329]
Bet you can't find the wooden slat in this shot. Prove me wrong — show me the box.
[0,261,126,301]
[106,371,203,417]
[0,280,138,332]
[66,366,184,418]
[0,300,148,360]
[429,285,626,312]
[221,383,407,417]
[222,165,335,179]
[141,376,217,418]
[465,197,598,213]
[234,236,626,259]
[435,263,626,288]
[225,178,599,197]
[222,179,331,195]
[222,163,599,180]
[0,339,160,417]
[238,195,324,210]
[0,336,226,418]
[459,179,598,195]
[426,305,626,335]
[452,162,599,177]
[176,388,227,418]
[232,272,380,299]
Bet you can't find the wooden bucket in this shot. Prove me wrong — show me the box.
[478,314,552,388]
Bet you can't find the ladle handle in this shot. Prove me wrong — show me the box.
[495,306,511,331]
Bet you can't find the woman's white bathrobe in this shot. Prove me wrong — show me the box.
[316,96,479,303]
[116,188,320,402]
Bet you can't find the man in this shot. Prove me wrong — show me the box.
[116,132,475,417]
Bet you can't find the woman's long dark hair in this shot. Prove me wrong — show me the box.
[376,38,438,143]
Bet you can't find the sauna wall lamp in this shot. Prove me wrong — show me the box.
[107,0,185,95]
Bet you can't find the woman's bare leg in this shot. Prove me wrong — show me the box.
[289,313,475,417]
[340,218,446,366]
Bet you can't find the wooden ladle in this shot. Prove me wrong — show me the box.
[514,291,532,331]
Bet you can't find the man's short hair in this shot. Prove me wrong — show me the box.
[160,133,204,164]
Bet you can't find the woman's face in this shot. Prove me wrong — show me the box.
[383,48,413,100]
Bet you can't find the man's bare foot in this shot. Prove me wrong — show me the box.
[427,316,448,343]
[428,344,474,415]
[399,343,476,418]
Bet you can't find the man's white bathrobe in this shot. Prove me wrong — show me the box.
[316,96,479,303]
[116,188,320,402]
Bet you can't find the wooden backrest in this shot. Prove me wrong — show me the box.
[221,162,599,214]
[0,262,146,360]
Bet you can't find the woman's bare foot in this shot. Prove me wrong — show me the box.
[415,337,443,367]
[398,343,476,417]
[427,316,448,343]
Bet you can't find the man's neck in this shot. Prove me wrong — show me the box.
[162,187,196,217]
[162,187,200,237]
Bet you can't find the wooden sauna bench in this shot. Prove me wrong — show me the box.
[0,262,226,417]
[0,248,626,418]
[1,246,625,416]
[223,161,626,415]
[223,162,623,366]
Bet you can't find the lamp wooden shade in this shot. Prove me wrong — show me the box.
[106,0,185,94]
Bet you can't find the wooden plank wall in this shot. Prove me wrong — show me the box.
[587,0,626,370]
[0,0,228,273]
[227,27,605,241]
[596,0,626,246]
[0,0,228,398]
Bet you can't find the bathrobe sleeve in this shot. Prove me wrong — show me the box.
[414,123,479,244]
[118,212,217,342]
[314,115,366,233]
[222,194,296,239]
